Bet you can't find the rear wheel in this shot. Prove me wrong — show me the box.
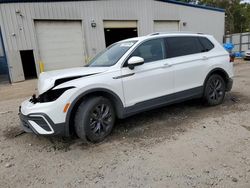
[204,74,226,106]
[74,97,115,143]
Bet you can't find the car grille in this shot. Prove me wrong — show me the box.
[21,119,30,129]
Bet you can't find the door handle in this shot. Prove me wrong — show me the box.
[202,56,208,60]
[162,63,172,68]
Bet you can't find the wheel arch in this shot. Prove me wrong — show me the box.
[65,88,124,136]
[203,68,230,91]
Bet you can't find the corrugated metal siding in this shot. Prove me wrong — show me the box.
[0,0,225,82]
[178,5,225,43]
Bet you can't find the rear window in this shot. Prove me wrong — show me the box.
[199,37,214,52]
[165,36,204,58]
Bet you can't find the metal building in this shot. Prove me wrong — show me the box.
[224,32,250,53]
[0,0,225,83]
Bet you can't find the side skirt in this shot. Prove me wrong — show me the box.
[122,86,203,118]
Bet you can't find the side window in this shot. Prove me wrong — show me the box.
[199,37,214,52]
[165,37,204,58]
[129,38,165,63]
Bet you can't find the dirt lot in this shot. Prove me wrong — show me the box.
[0,62,250,188]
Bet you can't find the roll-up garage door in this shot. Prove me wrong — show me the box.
[103,21,137,28]
[35,21,85,71]
[154,21,180,32]
[103,20,138,46]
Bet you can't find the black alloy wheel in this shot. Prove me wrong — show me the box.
[204,74,226,106]
[89,103,113,136]
[74,97,115,143]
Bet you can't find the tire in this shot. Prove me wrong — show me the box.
[74,97,115,143]
[204,74,226,106]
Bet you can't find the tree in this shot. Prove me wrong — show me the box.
[198,0,248,33]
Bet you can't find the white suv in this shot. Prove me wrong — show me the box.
[19,33,234,143]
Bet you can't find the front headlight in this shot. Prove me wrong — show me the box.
[30,87,75,103]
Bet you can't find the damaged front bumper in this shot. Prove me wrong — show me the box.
[19,87,77,137]
[19,110,66,136]
[19,98,67,136]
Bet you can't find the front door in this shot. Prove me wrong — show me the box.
[121,38,174,108]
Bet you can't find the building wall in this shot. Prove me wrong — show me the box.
[0,0,225,82]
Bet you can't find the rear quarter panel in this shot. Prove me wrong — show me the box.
[204,36,234,81]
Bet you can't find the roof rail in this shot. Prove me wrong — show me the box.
[148,32,168,36]
[148,31,205,36]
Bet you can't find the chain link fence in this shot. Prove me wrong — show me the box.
[224,32,250,53]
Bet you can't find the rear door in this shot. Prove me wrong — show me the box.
[164,36,209,93]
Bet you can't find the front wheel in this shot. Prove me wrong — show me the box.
[74,97,115,143]
[204,74,226,106]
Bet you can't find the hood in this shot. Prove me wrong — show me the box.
[38,67,109,94]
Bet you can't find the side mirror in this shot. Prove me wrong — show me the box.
[127,56,144,70]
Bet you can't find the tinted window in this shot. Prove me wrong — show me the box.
[165,37,204,58]
[199,37,214,52]
[129,38,165,63]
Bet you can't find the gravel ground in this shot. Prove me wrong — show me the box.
[0,62,250,188]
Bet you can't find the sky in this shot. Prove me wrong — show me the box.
[241,0,250,3]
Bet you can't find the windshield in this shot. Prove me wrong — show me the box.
[88,41,137,67]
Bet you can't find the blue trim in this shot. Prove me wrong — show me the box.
[157,0,225,12]
[0,27,10,83]
[0,0,225,12]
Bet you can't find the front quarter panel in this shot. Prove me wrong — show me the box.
[20,88,78,124]
[55,69,125,109]
[20,69,124,137]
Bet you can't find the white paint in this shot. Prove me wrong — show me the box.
[20,33,233,136]
[154,21,180,32]
[103,20,137,28]
[35,20,85,71]
[38,66,109,94]
[0,0,225,83]
[28,115,54,134]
